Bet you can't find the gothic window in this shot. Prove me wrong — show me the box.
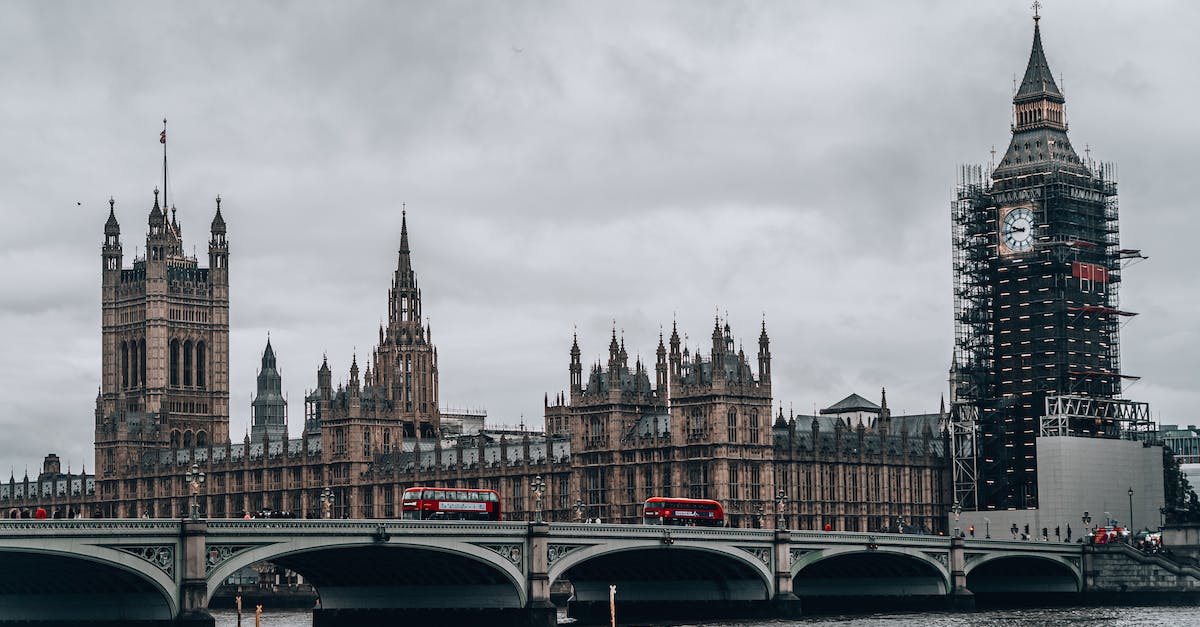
[749,409,760,444]
[196,431,207,447]
[183,341,193,387]
[139,339,146,387]
[625,467,636,503]
[689,408,705,437]
[196,341,206,389]
[585,468,606,511]
[334,428,346,455]
[169,340,180,387]
[363,430,372,456]
[170,430,181,449]
[750,465,761,501]
[643,466,654,499]
[688,463,708,499]
[661,463,672,498]
[120,342,129,388]
[729,463,740,500]
[727,409,737,442]
[383,429,391,453]
[183,430,193,449]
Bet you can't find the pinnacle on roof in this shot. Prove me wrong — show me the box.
[149,188,164,222]
[400,209,410,254]
[104,198,120,235]
[211,195,226,234]
[1015,16,1063,104]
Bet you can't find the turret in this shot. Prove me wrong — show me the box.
[757,319,771,384]
[569,333,582,394]
[102,198,122,283]
[209,195,229,277]
[655,331,668,396]
[668,320,682,381]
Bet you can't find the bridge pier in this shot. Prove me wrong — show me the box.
[947,535,975,612]
[525,521,557,627]
[178,519,215,626]
[772,529,802,617]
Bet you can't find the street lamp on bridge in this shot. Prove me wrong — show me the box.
[573,499,584,523]
[983,517,991,539]
[951,501,961,538]
[774,489,788,530]
[186,464,206,521]
[530,475,546,523]
[1128,487,1135,531]
[1082,511,1092,534]
[320,487,333,520]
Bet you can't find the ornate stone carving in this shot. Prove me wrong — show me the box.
[483,544,522,567]
[789,548,811,565]
[547,544,585,564]
[113,544,174,577]
[923,551,949,567]
[737,546,770,566]
[205,544,255,573]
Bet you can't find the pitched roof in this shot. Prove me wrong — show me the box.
[1015,20,1063,103]
[820,393,880,414]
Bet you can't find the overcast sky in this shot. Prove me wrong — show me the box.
[1,1,1197,478]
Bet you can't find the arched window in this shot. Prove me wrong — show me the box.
[383,429,391,453]
[749,409,760,444]
[183,340,193,387]
[363,430,372,456]
[727,409,737,442]
[690,408,705,437]
[169,340,180,387]
[196,341,206,389]
[120,342,129,388]
[183,430,193,448]
[170,430,182,449]
[138,339,146,387]
[196,431,207,447]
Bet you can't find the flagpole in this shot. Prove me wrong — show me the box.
[161,118,168,210]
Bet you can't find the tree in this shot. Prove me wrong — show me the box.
[1162,445,1200,524]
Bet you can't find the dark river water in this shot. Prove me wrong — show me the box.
[210,605,1200,626]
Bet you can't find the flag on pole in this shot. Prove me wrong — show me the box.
[160,130,167,144]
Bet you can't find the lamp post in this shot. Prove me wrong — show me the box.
[775,489,788,530]
[573,498,584,523]
[1128,487,1135,531]
[756,505,765,529]
[320,487,333,520]
[186,464,206,521]
[530,475,546,523]
[983,516,991,539]
[1082,511,1092,535]
[951,501,962,538]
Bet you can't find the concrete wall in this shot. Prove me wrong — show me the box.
[957,436,1165,540]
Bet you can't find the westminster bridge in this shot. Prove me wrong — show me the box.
[0,519,1105,626]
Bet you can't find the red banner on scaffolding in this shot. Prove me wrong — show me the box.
[1072,261,1108,283]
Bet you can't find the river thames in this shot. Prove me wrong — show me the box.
[210,605,1200,626]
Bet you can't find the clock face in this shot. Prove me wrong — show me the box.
[1001,207,1035,253]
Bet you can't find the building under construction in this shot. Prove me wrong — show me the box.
[949,13,1155,516]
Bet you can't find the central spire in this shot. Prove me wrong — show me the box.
[992,13,1087,180]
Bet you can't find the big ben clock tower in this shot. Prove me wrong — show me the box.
[950,11,1156,518]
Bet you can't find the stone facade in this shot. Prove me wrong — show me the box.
[3,192,950,532]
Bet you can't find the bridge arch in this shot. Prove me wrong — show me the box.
[207,536,527,610]
[0,546,178,621]
[965,553,1081,593]
[792,546,951,597]
[549,541,774,604]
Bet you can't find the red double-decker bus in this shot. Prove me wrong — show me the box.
[401,487,502,521]
[642,497,724,527]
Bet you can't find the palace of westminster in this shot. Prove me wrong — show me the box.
[3,196,949,531]
[9,13,1148,535]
